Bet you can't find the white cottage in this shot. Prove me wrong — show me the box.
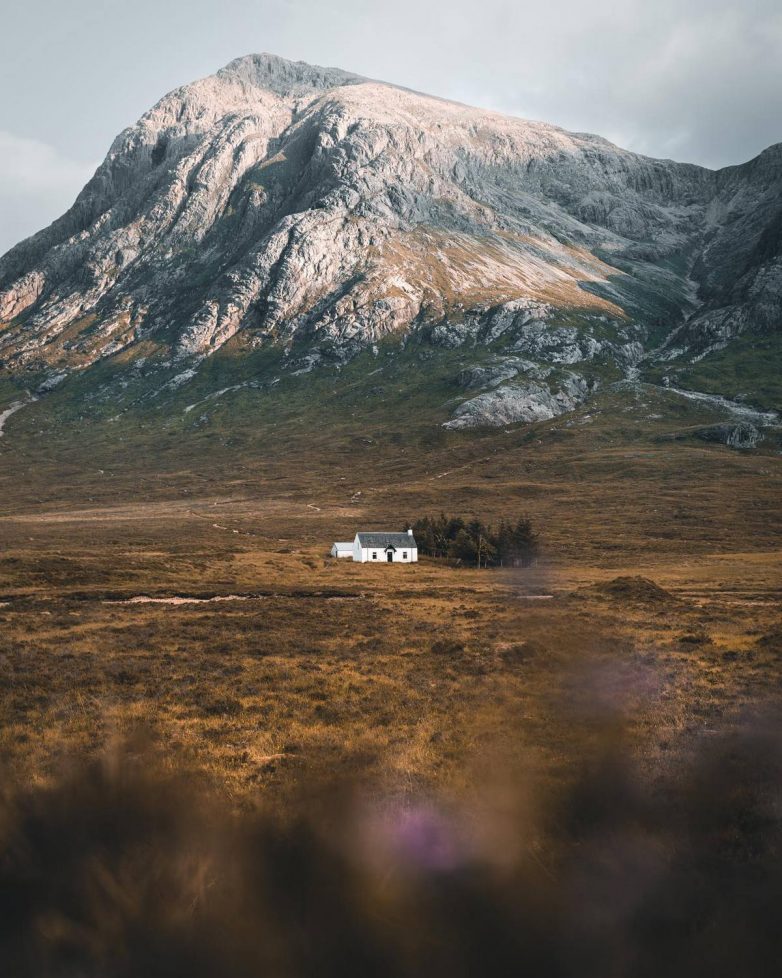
[331,530,418,563]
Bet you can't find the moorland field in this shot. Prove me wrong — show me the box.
[1,351,780,801]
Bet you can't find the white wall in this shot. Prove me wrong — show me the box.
[353,545,418,563]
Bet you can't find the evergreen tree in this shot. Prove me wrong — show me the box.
[448,528,478,564]
[407,514,539,568]
[496,520,514,566]
[512,518,539,567]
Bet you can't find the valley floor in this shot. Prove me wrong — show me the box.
[0,366,780,801]
[1,490,780,802]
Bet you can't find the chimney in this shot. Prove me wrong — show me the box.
[407,528,414,536]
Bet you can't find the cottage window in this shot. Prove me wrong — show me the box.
[402,552,408,559]
[372,552,377,560]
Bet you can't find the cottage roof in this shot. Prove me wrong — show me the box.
[356,531,417,549]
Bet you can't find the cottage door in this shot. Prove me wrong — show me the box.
[387,550,393,562]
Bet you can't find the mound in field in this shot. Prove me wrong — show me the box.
[577,575,680,607]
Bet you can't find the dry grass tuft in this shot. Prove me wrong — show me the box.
[2,720,782,976]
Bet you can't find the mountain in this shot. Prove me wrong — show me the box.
[0,53,780,434]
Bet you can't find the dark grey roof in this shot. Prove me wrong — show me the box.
[356,531,417,549]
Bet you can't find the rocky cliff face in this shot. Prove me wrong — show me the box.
[0,53,779,428]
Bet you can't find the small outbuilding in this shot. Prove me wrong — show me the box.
[330,541,354,558]
[331,529,418,563]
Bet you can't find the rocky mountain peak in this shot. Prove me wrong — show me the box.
[216,52,368,97]
[0,54,779,434]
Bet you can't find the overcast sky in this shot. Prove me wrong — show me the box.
[1,0,780,256]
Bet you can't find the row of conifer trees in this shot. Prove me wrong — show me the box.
[408,515,539,568]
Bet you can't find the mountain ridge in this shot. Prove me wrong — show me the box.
[0,53,779,433]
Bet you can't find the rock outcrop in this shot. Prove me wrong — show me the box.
[444,373,591,429]
[692,421,761,449]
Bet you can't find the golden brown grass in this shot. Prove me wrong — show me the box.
[1,387,781,975]
[1,370,780,805]
[1,497,779,803]
[373,226,626,317]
